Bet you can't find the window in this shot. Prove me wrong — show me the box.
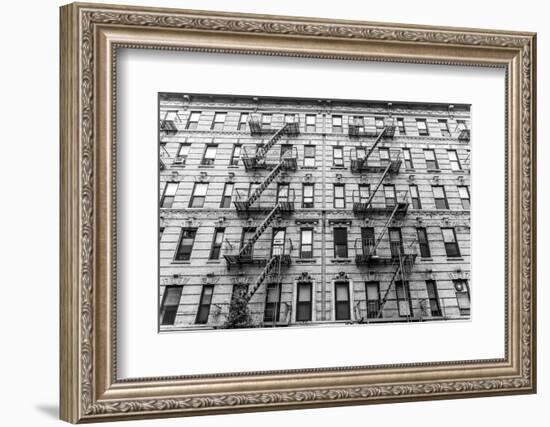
[271,228,286,257]
[332,115,343,133]
[333,146,344,167]
[448,150,462,171]
[303,145,315,167]
[416,118,429,136]
[361,227,375,256]
[442,227,461,257]
[438,119,451,137]
[220,183,234,208]
[210,112,226,130]
[186,111,201,130]
[458,186,470,210]
[296,282,312,321]
[454,280,470,315]
[396,281,412,316]
[264,283,282,323]
[396,117,406,135]
[280,144,293,159]
[284,113,297,124]
[174,143,190,165]
[365,281,380,319]
[410,185,422,209]
[389,228,403,258]
[300,228,313,259]
[456,119,468,131]
[417,227,431,258]
[240,228,256,259]
[261,113,272,129]
[375,116,384,130]
[161,182,178,208]
[209,228,225,260]
[379,147,390,165]
[426,281,442,317]
[189,183,208,208]
[305,114,316,132]
[201,144,217,166]
[403,148,413,169]
[384,184,396,207]
[424,149,439,169]
[195,285,214,324]
[334,184,345,209]
[333,227,348,258]
[160,286,183,325]
[302,184,314,208]
[230,144,241,166]
[432,185,448,209]
[358,184,370,204]
[276,183,289,203]
[356,146,366,160]
[334,281,351,320]
[175,228,197,261]
[352,116,365,132]
[238,112,249,130]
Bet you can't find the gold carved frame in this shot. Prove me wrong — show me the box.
[60,2,537,423]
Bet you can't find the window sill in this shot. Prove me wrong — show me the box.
[330,166,346,170]
[206,260,222,264]
[171,164,186,169]
[427,168,441,173]
[300,166,318,170]
[446,257,465,261]
[172,260,191,264]
[420,257,433,262]
[228,165,240,169]
[198,165,215,168]
[296,259,317,264]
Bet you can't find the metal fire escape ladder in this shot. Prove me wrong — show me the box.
[361,126,390,167]
[368,191,409,256]
[361,159,394,212]
[244,253,281,303]
[245,160,286,209]
[254,124,289,163]
[376,232,415,318]
[237,203,282,258]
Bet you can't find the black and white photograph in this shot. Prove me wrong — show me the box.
[158,93,471,331]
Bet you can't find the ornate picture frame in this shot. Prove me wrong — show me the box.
[60,2,536,423]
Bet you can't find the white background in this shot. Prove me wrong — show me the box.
[0,0,546,426]
[118,49,504,378]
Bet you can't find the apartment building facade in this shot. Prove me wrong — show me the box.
[159,93,471,331]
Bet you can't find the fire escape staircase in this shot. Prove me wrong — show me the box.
[350,126,400,173]
[225,120,298,301]
[353,167,408,215]
[376,250,415,318]
[242,123,298,170]
[355,191,410,265]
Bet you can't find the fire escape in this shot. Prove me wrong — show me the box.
[351,119,417,319]
[224,114,300,305]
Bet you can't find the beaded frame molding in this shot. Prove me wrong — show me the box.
[60,2,536,423]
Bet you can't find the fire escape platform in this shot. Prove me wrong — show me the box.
[353,201,409,215]
[242,157,297,172]
[350,159,402,174]
[233,202,295,215]
[355,253,417,266]
[223,254,291,268]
